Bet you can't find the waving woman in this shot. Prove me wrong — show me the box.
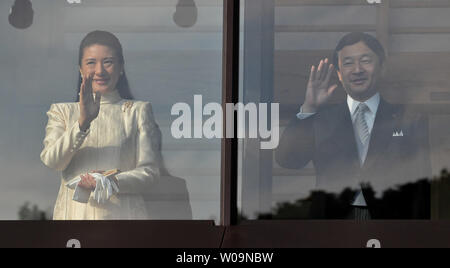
[41,31,162,220]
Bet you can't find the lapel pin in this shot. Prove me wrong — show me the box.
[393,130,404,137]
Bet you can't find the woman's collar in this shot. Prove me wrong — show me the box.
[100,90,122,104]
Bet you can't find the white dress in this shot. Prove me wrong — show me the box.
[40,90,161,220]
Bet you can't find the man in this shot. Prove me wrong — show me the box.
[276,32,431,220]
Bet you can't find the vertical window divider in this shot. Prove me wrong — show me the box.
[221,0,240,226]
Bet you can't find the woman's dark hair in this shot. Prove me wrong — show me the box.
[333,32,386,69]
[76,30,134,101]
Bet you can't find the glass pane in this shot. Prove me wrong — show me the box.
[0,0,223,222]
[239,0,450,221]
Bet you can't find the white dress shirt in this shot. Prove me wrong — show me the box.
[297,93,381,207]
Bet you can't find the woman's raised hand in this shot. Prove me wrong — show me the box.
[78,74,101,132]
[302,58,338,113]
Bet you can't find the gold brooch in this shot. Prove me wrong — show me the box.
[123,101,134,112]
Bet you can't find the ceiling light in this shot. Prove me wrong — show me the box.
[173,0,197,28]
[9,0,34,29]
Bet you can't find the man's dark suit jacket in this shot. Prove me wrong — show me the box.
[276,98,431,219]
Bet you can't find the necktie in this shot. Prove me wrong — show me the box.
[352,103,372,220]
[354,103,370,147]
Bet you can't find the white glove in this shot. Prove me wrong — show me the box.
[66,177,91,203]
[66,173,119,204]
[91,173,120,204]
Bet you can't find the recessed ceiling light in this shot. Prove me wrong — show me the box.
[173,0,197,28]
[9,0,34,29]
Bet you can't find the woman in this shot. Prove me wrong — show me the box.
[40,31,162,220]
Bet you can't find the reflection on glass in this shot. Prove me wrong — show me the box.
[0,0,222,221]
[277,33,431,220]
[40,31,164,220]
[174,0,198,28]
[239,1,450,221]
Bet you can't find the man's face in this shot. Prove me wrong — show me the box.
[337,41,383,102]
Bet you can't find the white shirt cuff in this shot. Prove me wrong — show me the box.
[296,106,316,120]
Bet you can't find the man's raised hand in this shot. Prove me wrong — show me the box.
[302,58,338,113]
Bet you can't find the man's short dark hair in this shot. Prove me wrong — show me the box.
[333,32,386,69]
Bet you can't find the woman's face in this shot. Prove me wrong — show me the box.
[79,44,123,95]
